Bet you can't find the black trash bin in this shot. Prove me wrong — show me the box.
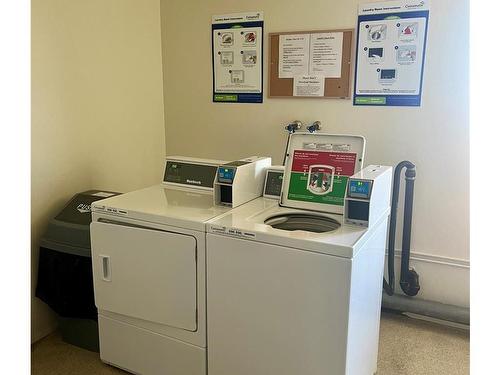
[35,190,120,352]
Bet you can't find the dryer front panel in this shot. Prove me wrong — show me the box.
[91,220,198,331]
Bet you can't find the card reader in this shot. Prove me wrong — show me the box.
[344,165,392,227]
[214,156,272,208]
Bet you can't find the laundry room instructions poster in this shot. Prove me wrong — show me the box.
[212,12,264,103]
[353,0,430,106]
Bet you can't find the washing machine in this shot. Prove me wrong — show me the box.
[90,155,270,375]
[206,134,393,375]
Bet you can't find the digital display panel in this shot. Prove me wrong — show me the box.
[218,167,236,184]
[348,179,372,199]
[264,171,284,198]
[164,161,217,188]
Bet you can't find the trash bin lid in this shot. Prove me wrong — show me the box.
[55,190,119,225]
[41,190,120,254]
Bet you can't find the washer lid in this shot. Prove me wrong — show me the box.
[281,133,365,214]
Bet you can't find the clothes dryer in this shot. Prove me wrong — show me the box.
[90,156,269,375]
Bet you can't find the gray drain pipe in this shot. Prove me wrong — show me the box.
[382,161,469,325]
[384,161,420,297]
[382,294,470,325]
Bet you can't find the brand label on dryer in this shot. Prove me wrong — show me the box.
[94,206,129,216]
[210,225,256,239]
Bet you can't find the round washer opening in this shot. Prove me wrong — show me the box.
[264,213,341,233]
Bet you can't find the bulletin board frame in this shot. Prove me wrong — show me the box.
[268,29,354,99]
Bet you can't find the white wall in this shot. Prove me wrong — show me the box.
[32,0,165,342]
[161,0,469,307]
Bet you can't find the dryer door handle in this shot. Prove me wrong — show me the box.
[100,255,111,282]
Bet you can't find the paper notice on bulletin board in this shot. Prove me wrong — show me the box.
[293,76,325,97]
[353,0,430,106]
[212,12,264,103]
[279,32,343,79]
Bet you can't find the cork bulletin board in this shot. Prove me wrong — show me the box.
[269,29,354,99]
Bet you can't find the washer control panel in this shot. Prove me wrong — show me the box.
[263,167,284,199]
[344,165,393,228]
[347,179,373,199]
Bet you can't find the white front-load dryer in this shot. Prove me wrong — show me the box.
[90,157,232,375]
[91,155,273,375]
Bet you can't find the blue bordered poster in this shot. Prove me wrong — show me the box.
[353,1,430,106]
[212,12,264,103]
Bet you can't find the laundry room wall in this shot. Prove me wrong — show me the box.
[32,0,165,342]
[160,0,469,307]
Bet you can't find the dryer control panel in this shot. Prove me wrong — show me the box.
[163,156,227,190]
[214,156,271,208]
[217,166,237,184]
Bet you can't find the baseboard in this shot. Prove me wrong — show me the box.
[393,250,469,268]
[403,312,469,329]
[385,250,469,307]
[32,322,58,344]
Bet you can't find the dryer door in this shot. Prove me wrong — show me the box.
[91,220,198,331]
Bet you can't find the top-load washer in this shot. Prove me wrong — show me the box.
[90,155,270,375]
[206,134,393,375]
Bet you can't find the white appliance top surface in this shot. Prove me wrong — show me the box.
[91,184,231,231]
[207,198,379,258]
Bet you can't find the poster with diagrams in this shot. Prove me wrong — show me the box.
[278,32,343,96]
[212,12,264,103]
[353,0,430,106]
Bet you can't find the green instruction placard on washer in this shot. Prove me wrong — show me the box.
[288,150,357,206]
